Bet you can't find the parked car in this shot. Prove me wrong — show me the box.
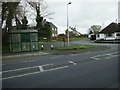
[88,34,96,40]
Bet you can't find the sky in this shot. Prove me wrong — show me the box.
[42,0,119,34]
[2,0,119,34]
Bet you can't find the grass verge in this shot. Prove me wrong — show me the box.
[55,45,96,50]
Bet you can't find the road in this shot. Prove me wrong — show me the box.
[2,38,120,88]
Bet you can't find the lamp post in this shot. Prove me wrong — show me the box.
[67,2,71,46]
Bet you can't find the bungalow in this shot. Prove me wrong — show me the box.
[96,23,120,40]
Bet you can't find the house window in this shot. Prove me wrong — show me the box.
[106,33,112,37]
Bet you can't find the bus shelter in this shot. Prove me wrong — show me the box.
[9,30,39,52]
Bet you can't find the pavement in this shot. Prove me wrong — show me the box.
[2,43,110,60]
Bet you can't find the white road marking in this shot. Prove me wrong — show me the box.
[103,52,118,56]
[2,65,69,80]
[50,57,59,60]
[2,71,41,80]
[91,52,119,60]
[22,60,36,63]
[38,66,44,72]
[2,64,5,66]
[91,57,100,60]
[45,66,69,72]
[105,55,118,59]
[2,63,53,73]
[70,54,77,56]
[0,64,5,66]
[0,72,2,75]
[69,61,77,65]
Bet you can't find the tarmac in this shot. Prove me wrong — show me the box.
[2,45,110,60]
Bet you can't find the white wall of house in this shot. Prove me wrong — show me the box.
[51,28,58,37]
[96,34,105,40]
[96,32,120,40]
[105,33,115,40]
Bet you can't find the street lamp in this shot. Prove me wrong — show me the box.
[67,2,71,46]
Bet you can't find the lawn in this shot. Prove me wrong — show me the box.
[55,45,96,50]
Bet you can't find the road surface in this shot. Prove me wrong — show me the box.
[2,38,120,88]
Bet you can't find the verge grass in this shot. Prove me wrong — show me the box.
[55,45,96,50]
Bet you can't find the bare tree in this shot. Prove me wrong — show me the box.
[26,0,54,19]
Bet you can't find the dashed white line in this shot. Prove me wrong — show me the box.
[69,61,77,65]
[91,57,100,60]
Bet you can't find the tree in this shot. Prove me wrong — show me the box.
[21,16,28,29]
[26,0,54,19]
[2,2,20,31]
[43,22,52,40]
[58,34,65,37]
[88,29,93,34]
[88,25,101,34]
[2,2,20,47]
[26,0,54,40]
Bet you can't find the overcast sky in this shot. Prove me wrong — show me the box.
[41,0,119,34]
[19,0,119,34]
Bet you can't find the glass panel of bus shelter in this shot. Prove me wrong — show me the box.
[30,33,38,41]
[12,43,21,52]
[12,34,21,42]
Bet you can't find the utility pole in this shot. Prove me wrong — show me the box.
[67,2,71,46]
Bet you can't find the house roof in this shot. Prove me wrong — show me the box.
[45,21,58,29]
[100,22,120,33]
[49,22,58,29]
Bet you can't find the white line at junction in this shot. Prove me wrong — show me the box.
[2,65,69,80]
[38,66,44,72]
[2,63,53,73]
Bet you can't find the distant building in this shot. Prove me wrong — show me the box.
[69,26,81,37]
[96,22,120,40]
[42,19,58,38]
[49,22,58,37]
